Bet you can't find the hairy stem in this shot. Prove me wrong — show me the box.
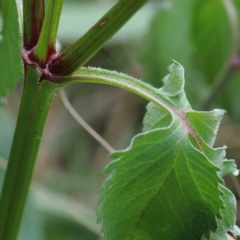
[56,67,174,114]
[0,66,55,240]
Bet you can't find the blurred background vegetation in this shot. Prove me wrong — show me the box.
[1,0,240,239]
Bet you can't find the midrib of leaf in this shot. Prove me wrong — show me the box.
[190,114,217,146]
[104,126,220,238]
[128,134,183,239]
[181,146,217,210]
[103,137,180,204]
[103,123,183,224]
[172,167,195,224]
[116,124,181,195]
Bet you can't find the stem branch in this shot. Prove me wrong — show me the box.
[50,0,148,75]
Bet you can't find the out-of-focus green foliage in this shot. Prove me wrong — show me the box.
[217,70,240,120]
[192,0,235,82]
[0,0,22,98]
[141,0,208,108]
[58,2,156,45]
[142,0,240,120]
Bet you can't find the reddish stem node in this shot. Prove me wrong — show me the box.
[21,48,59,82]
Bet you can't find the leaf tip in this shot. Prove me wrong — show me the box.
[161,60,185,96]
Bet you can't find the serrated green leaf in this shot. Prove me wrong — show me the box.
[158,61,191,110]
[98,61,238,240]
[99,116,221,240]
[65,60,239,239]
[143,62,189,132]
[161,62,184,96]
[220,160,239,177]
[0,0,23,98]
[199,141,239,178]
[201,185,237,240]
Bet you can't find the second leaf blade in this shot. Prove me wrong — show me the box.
[98,116,222,240]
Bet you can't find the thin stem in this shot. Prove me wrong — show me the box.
[34,0,63,63]
[59,88,115,153]
[0,66,56,240]
[56,67,173,115]
[221,0,240,53]
[201,67,235,110]
[49,0,148,75]
[23,0,45,50]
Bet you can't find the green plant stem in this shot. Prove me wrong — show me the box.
[34,0,63,63]
[50,0,148,75]
[23,0,45,50]
[57,67,174,114]
[0,65,55,240]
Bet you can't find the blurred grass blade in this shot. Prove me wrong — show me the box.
[33,184,102,237]
[16,0,23,35]
[192,0,235,82]
[221,0,240,52]
[0,0,23,98]
[50,0,148,75]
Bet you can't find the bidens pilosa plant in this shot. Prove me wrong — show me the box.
[0,0,239,239]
